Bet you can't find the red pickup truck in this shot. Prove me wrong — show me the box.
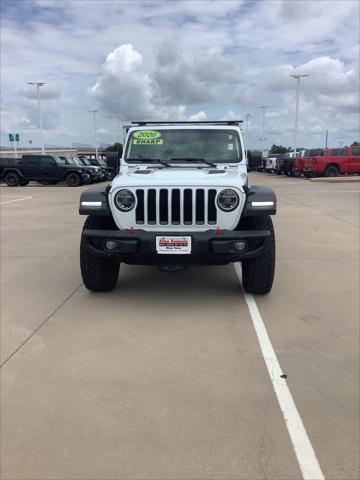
[293,148,324,176]
[303,146,360,177]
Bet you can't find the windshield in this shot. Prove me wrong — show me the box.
[66,158,76,165]
[125,129,242,164]
[54,156,66,165]
[305,149,323,157]
[73,158,84,167]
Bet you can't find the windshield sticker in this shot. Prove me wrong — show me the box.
[133,130,162,139]
[133,138,164,145]
[228,135,233,139]
[228,144,234,151]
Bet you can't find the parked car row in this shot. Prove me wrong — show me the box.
[0,154,116,187]
[256,146,360,178]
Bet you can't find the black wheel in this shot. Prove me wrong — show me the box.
[4,172,20,187]
[66,173,82,187]
[80,216,120,292]
[20,180,29,186]
[241,216,275,295]
[324,165,339,177]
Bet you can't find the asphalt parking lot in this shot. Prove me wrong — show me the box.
[1,173,359,480]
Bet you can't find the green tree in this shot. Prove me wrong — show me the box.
[106,142,123,155]
[269,144,288,154]
[351,141,359,146]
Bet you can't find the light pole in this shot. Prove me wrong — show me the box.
[291,74,310,156]
[89,110,98,160]
[245,113,251,133]
[258,106,270,151]
[28,82,45,154]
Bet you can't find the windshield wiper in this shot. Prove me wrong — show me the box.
[127,158,172,168]
[170,158,217,168]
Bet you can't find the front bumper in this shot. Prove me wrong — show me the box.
[82,228,271,265]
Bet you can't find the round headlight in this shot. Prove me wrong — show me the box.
[217,189,239,212]
[115,189,136,211]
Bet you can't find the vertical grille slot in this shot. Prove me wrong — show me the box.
[159,189,168,224]
[208,189,217,224]
[135,189,144,224]
[135,187,220,228]
[184,189,192,224]
[147,189,156,224]
[171,189,180,224]
[196,189,205,224]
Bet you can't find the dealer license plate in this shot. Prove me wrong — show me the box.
[156,236,192,254]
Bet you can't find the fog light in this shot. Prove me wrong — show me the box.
[105,240,119,251]
[234,241,246,252]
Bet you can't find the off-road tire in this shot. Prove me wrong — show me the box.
[80,216,120,292]
[241,215,275,295]
[66,172,82,187]
[4,172,20,187]
[324,165,340,177]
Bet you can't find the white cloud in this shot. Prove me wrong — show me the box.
[0,0,358,148]
[221,111,243,121]
[188,111,208,121]
[89,42,242,120]
[89,44,155,119]
[96,128,110,137]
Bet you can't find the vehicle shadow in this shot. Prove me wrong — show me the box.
[89,263,242,304]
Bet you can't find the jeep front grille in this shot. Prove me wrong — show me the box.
[135,188,218,226]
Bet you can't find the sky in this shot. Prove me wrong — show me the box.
[0,0,359,150]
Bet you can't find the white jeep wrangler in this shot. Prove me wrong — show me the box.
[79,121,276,294]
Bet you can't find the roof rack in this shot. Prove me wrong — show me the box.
[131,120,243,126]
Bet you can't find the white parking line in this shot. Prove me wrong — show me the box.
[0,196,32,205]
[234,263,325,480]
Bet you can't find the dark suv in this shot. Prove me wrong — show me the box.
[0,155,90,187]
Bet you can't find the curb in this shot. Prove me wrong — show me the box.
[310,176,360,183]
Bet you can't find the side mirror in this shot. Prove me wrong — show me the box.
[106,151,120,174]
[247,151,263,170]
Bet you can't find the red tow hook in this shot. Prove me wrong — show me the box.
[215,227,221,236]
[129,227,135,236]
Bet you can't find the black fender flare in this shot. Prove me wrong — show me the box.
[79,185,111,216]
[2,168,24,180]
[243,186,277,216]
